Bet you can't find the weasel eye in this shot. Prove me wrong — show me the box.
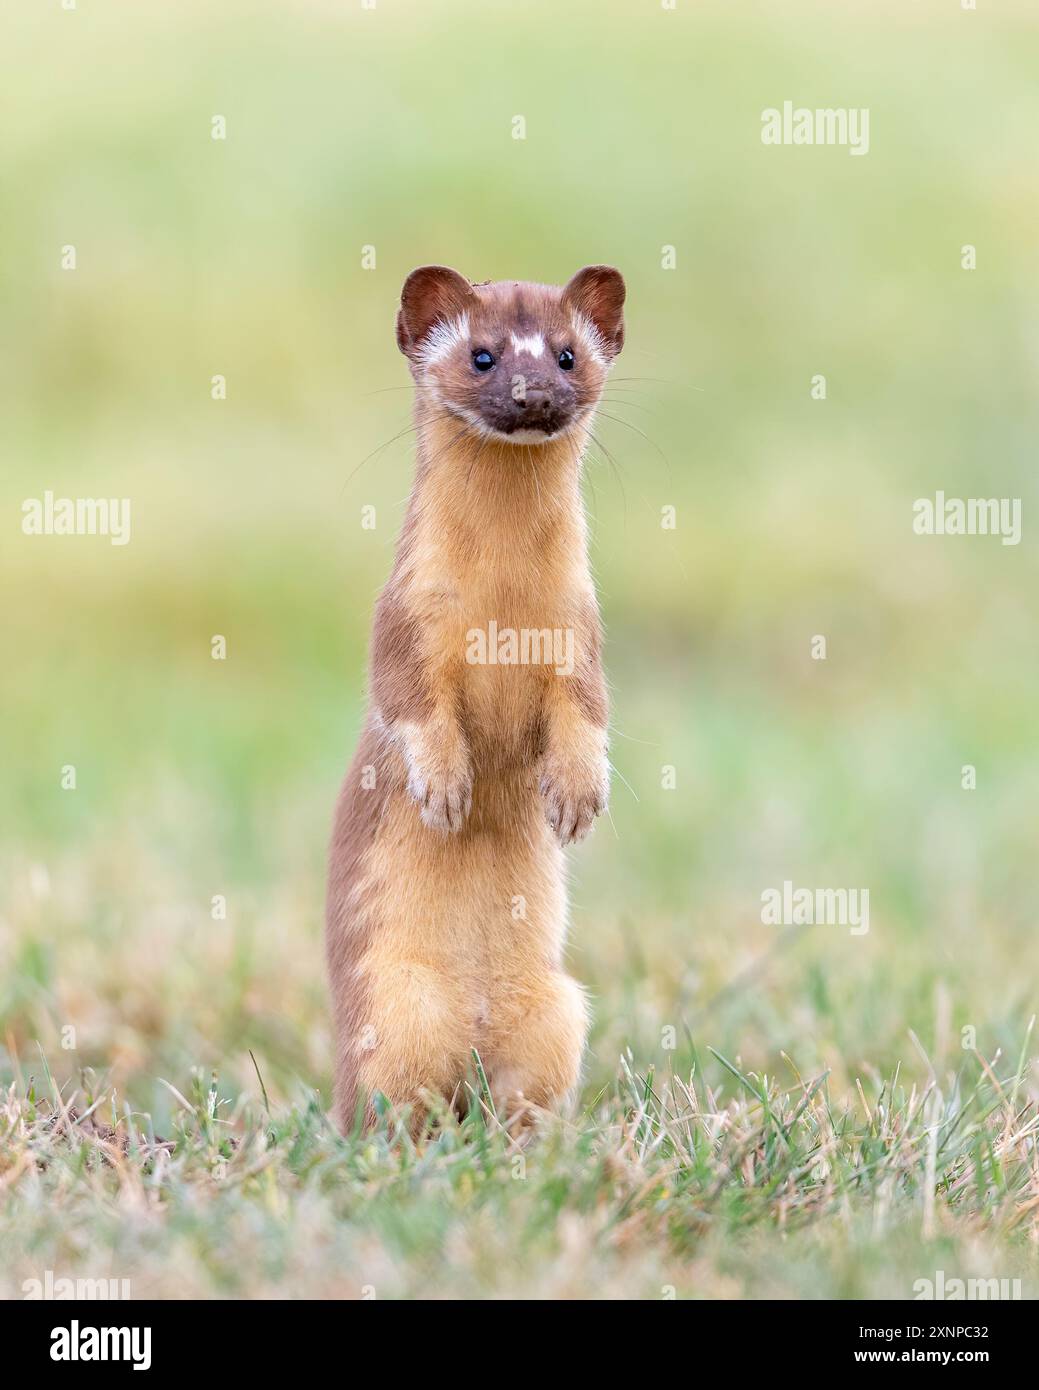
[473,350,495,371]
[558,348,575,371]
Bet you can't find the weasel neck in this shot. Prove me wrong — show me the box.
[404,401,591,559]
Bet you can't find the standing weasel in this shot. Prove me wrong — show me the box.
[326,263,625,1132]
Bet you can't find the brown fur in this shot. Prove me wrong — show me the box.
[326,265,624,1133]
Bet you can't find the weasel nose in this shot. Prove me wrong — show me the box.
[515,389,552,417]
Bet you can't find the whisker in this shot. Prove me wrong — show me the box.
[593,409,673,485]
[608,757,640,805]
[425,423,476,475]
[568,430,599,526]
[586,428,665,532]
[363,384,441,396]
[609,375,706,395]
[607,376,676,385]
[339,411,456,493]
[586,429,627,516]
[598,397,659,416]
[608,727,660,747]
[465,434,492,488]
[526,443,543,510]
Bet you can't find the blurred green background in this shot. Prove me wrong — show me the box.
[2,0,1037,1138]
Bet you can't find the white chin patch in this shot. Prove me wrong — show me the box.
[502,428,554,445]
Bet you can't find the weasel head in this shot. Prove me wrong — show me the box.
[395,265,625,446]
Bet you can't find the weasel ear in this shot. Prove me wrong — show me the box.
[396,265,474,357]
[562,265,626,357]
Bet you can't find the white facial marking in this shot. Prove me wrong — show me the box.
[510,332,545,359]
[570,312,608,367]
[417,312,470,367]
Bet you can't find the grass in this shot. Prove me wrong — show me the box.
[2,0,1038,1299]
[3,1037,1037,1300]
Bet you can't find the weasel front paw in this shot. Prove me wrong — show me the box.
[406,756,472,834]
[538,752,608,846]
[399,719,473,834]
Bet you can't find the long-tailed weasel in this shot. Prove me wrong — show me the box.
[326,263,625,1132]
